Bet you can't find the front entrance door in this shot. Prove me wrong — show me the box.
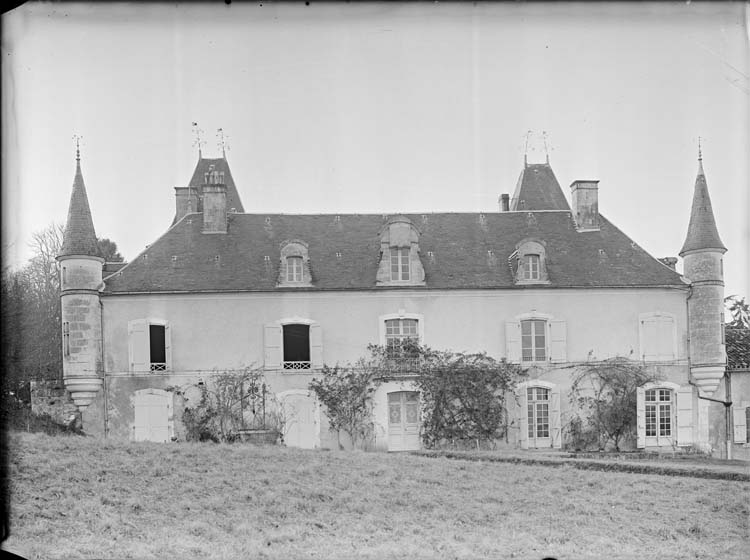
[388,391,420,451]
[281,392,318,449]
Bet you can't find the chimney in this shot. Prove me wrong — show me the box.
[499,193,510,212]
[569,180,600,231]
[174,187,199,223]
[658,257,678,270]
[202,165,227,234]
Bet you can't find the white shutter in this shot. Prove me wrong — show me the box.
[636,386,646,448]
[657,317,676,361]
[550,386,562,449]
[310,323,323,369]
[675,386,693,446]
[641,319,658,361]
[733,406,748,444]
[518,388,529,449]
[264,324,282,369]
[164,322,172,371]
[128,319,149,373]
[549,320,567,363]
[506,322,521,363]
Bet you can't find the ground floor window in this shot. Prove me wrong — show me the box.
[645,388,672,437]
[527,386,550,438]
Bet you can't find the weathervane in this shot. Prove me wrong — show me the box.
[72,134,83,161]
[698,136,703,161]
[191,122,206,158]
[523,130,532,167]
[542,130,550,164]
[217,128,229,158]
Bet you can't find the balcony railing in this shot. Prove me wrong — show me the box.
[283,361,312,370]
[150,363,167,372]
[380,357,422,375]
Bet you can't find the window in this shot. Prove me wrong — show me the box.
[283,324,311,370]
[645,388,672,437]
[521,319,546,362]
[732,404,749,444]
[149,324,167,371]
[62,322,70,357]
[639,313,676,361]
[390,247,410,281]
[506,316,566,364]
[385,318,419,355]
[518,382,561,449]
[128,319,171,373]
[286,256,303,282]
[522,254,540,280]
[637,383,691,448]
[264,320,322,371]
[527,387,550,438]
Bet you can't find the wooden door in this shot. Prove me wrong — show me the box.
[282,392,318,449]
[133,391,170,442]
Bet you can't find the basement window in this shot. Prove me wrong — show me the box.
[283,324,311,370]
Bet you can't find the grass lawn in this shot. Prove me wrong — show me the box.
[3,432,749,560]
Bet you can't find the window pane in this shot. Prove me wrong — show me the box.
[527,404,534,437]
[527,388,534,400]
[536,403,549,437]
[149,324,166,364]
[645,404,656,436]
[401,249,410,281]
[659,404,671,436]
[537,388,549,401]
[521,321,532,336]
[645,389,656,402]
[283,323,310,363]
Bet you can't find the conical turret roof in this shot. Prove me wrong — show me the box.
[679,158,726,256]
[59,155,101,258]
[510,162,571,211]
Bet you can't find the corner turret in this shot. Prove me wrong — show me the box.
[680,151,727,396]
[57,144,104,410]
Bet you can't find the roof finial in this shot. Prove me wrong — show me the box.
[72,134,82,162]
[217,128,229,158]
[542,130,550,165]
[523,130,531,167]
[698,135,703,161]
[191,122,205,159]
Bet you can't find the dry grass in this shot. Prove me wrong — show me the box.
[3,432,749,560]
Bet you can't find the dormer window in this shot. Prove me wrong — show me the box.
[278,240,312,287]
[522,254,541,280]
[514,239,550,284]
[390,247,410,281]
[286,256,303,282]
[376,217,426,286]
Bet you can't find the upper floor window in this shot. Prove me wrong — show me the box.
[385,318,419,354]
[278,240,312,287]
[128,319,172,373]
[522,254,541,280]
[286,256,303,283]
[376,217,425,286]
[390,247,410,281]
[264,319,323,371]
[639,312,676,362]
[506,314,566,364]
[513,239,549,284]
[62,322,70,357]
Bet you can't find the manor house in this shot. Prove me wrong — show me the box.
[57,145,745,454]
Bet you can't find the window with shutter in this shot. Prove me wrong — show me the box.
[128,319,171,373]
[517,382,560,449]
[637,382,679,447]
[733,405,748,444]
[639,313,676,362]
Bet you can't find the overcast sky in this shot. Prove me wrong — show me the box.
[2,2,748,297]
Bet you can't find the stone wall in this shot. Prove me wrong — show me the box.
[30,379,79,426]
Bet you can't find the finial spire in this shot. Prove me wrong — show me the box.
[217,128,229,158]
[698,136,702,161]
[542,130,550,165]
[73,134,82,162]
[523,130,531,167]
[191,122,205,159]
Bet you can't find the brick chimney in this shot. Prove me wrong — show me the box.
[499,193,510,212]
[569,180,600,231]
[202,166,227,234]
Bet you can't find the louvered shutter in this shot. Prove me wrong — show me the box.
[641,319,658,361]
[636,386,646,448]
[264,324,282,369]
[549,320,567,363]
[518,388,529,449]
[164,322,172,372]
[506,322,521,363]
[310,324,323,369]
[550,386,562,449]
[128,320,149,373]
[675,386,693,446]
[657,317,675,361]
[733,406,748,444]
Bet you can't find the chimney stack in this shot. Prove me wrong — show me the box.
[202,165,227,234]
[499,193,510,212]
[174,187,199,223]
[658,257,678,270]
[569,180,600,231]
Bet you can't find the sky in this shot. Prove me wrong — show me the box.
[2,2,748,298]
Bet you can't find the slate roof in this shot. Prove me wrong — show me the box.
[59,158,102,258]
[103,210,685,294]
[171,157,245,225]
[510,163,571,211]
[680,159,726,255]
[726,328,750,371]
